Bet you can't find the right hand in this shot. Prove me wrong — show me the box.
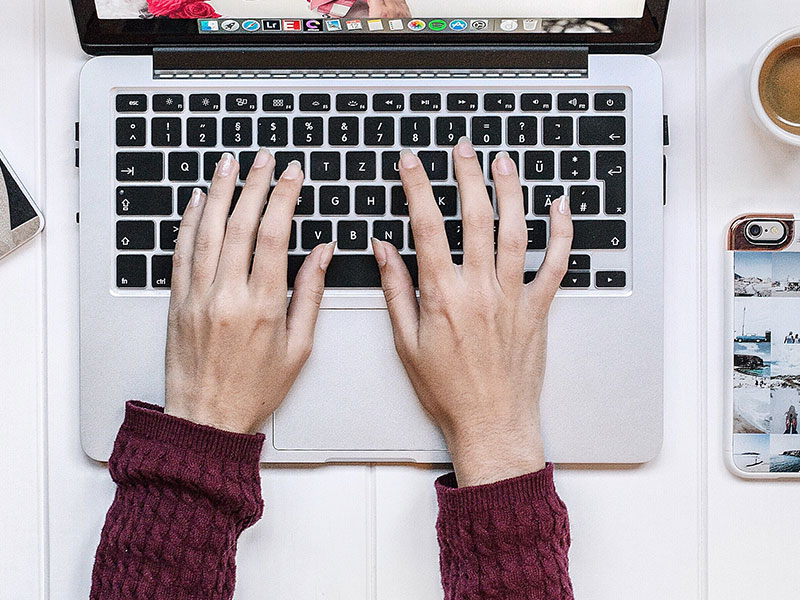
[372,138,573,487]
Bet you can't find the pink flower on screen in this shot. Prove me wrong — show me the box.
[147,0,221,18]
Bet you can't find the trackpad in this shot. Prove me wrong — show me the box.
[273,309,447,452]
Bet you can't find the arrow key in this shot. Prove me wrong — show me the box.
[596,271,627,288]
[560,271,591,288]
[116,220,155,250]
[568,254,590,270]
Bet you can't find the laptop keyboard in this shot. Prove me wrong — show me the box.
[113,87,630,291]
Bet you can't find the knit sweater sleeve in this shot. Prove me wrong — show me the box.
[90,401,265,600]
[435,464,574,600]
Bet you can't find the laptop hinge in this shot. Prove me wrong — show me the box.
[152,46,589,79]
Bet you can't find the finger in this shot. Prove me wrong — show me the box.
[372,237,419,352]
[526,195,573,310]
[191,152,238,289]
[216,148,275,283]
[492,151,528,295]
[286,241,335,361]
[399,149,454,289]
[251,160,304,295]
[453,137,495,278]
[170,187,206,299]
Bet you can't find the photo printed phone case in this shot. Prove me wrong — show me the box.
[727,215,800,478]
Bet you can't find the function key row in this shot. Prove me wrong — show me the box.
[116,92,627,114]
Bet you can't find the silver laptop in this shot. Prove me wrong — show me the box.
[73,0,668,463]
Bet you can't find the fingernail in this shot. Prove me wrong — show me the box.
[190,187,204,207]
[371,237,387,268]
[456,136,476,158]
[218,152,234,177]
[559,195,570,215]
[319,241,336,270]
[252,147,272,170]
[283,160,303,180]
[494,151,515,175]
[399,149,420,169]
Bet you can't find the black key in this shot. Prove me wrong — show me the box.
[373,220,404,249]
[472,117,502,146]
[168,152,199,182]
[475,151,485,172]
[153,94,184,112]
[189,93,221,112]
[595,93,626,112]
[257,118,289,147]
[579,116,626,146]
[310,152,341,180]
[523,271,537,283]
[374,94,404,112]
[526,220,547,249]
[117,220,155,250]
[411,93,441,111]
[431,185,457,216]
[116,94,147,113]
[520,93,552,112]
[560,151,590,180]
[295,186,315,215]
[321,255,386,288]
[507,117,537,146]
[532,185,565,215]
[329,117,359,146]
[572,220,626,250]
[354,186,386,215]
[417,151,448,181]
[390,186,408,215]
[319,186,349,214]
[159,220,181,251]
[238,151,257,180]
[596,271,627,288]
[346,151,376,180]
[484,93,515,112]
[151,118,182,147]
[178,186,207,215]
[301,220,333,249]
[568,254,591,270]
[400,117,430,146]
[569,185,600,215]
[203,151,224,180]
[524,151,555,181]
[336,93,368,112]
[436,117,467,146]
[274,152,306,179]
[263,93,294,112]
[488,151,519,181]
[116,186,172,216]
[226,93,257,112]
[299,93,331,111]
[116,118,146,147]
[293,117,324,146]
[187,118,217,147]
[364,117,394,146]
[230,186,244,214]
[543,117,573,145]
[447,93,478,111]
[116,152,163,182]
[596,151,626,215]
[445,220,463,250]
[337,220,368,250]
[561,272,591,288]
[557,93,589,111]
[289,221,297,250]
[381,152,401,181]
[222,117,252,146]
[152,255,173,288]
[117,255,147,288]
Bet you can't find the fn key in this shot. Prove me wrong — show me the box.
[117,255,146,288]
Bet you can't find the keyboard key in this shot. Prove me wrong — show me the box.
[543,117,573,145]
[337,220,368,249]
[289,221,297,250]
[578,116,626,145]
[178,186,206,215]
[151,118,182,147]
[257,117,289,147]
[189,93,221,112]
[152,255,173,288]
[238,151,257,180]
[116,94,147,112]
[401,117,431,146]
[417,151,448,181]
[319,186,349,214]
[263,93,294,112]
[472,117,502,146]
[390,186,408,215]
[159,220,181,251]
[596,151,626,214]
[507,117,537,146]
[187,118,217,147]
[595,93,626,111]
[520,93,552,112]
[436,117,467,146]
[373,220,404,249]
[524,151,555,181]
[117,220,155,250]
[293,117,324,146]
[568,254,591,270]
[116,152,163,181]
[523,271,537,283]
[294,186,315,215]
[222,117,252,146]
[561,272,591,288]
[117,255,147,288]
[203,151,224,180]
[168,152,199,182]
[526,220,547,249]
[447,93,478,111]
[116,186,172,216]
[569,185,600,214]
[116,118,146,147]
[226,93,257,112]
[532,185,564,215]
[355,186,386,215]
[488,151,519,180]
[431,185,457,216]
[346,151,377,180]
[374,94,404,112]
[274,152,306,179]
[153,94,184,112]
[301,220,333,249]
[484,93,515,112]
[560,151,590,180]
[557,93,589,111]
[445,220,463,250]
[364,117,394,146]
[596,270,627,288]
[299,93,331,111]
[329,117,359,146]
[321,254,383,287]
[310,152,341,180]
[336,93,368,112]
[572,220,626,250]
[381,152,401,180]
[410,93,441,111]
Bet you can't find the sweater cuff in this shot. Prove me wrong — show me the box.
[121,400,265,465]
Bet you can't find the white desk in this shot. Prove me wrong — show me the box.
[2,0,798,597]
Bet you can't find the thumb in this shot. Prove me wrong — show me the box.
[372,238,419,353]
[286,241,334,361]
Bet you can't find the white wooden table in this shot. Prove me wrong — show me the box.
[2,0,799,597]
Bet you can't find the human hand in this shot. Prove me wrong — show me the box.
[372,138,573,486]
[164,150,335,434]
[366,0,411,18]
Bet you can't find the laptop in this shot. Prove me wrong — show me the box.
[73,0,668,463]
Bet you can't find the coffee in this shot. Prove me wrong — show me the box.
[759,38,800,135]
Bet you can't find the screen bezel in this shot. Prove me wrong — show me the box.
[71,0,668,55]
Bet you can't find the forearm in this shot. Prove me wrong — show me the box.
[91,401,265,600]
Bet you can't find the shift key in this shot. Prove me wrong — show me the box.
[572,220,626,249]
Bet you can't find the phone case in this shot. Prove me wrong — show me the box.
[726,214,800,478]
[0,148,44,261]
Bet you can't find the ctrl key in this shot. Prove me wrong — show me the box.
[116,255,147,288]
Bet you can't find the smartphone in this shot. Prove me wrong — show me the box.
[0,148,44,261]
[726,214,800,478]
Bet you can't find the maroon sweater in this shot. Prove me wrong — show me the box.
[91,401,573,599]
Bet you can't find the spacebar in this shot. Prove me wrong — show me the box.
[287,254,420,288]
